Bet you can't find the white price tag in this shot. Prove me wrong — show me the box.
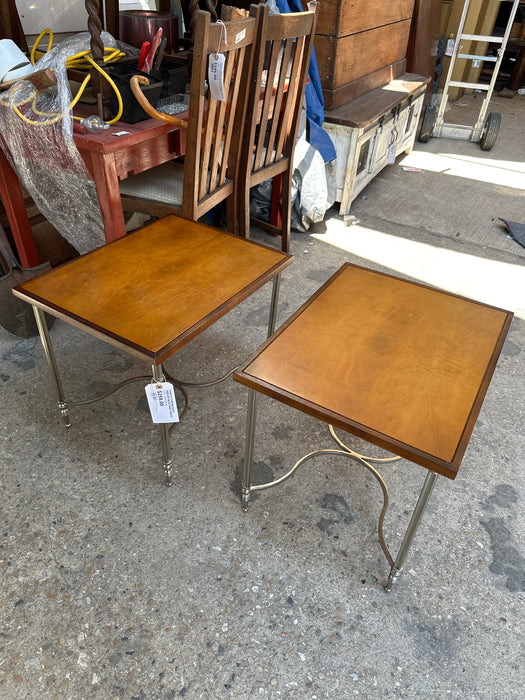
[445,39,455,57]
[235,29,246,44]
[387,143,397,164]
[145,382,179,423]
[208,53,226,101]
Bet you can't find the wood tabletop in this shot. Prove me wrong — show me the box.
[235,264,512,479]
[13,216,292,364]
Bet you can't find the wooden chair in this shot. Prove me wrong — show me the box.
[118,10,256,227]
[235,1,319,252]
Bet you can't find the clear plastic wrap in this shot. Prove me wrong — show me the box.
[0,33,122,254]
[249,109,332,232]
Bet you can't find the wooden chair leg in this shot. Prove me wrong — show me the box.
[225,192,238,236]
[237,180,252,240]
[280,170,292,253]
[270,174,283,231]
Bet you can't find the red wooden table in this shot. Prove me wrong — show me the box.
[74,115,186,242]
[0,114,187,267]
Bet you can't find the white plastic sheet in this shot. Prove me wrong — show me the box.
[0,33,121,254]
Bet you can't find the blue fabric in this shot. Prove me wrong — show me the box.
[274,0,336,161]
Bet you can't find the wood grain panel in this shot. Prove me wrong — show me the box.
[316,20,412,90]
[13,216,292,364]
[322,60,407,110]
[235,264,512,479]
[406,0,442,83]
[316,0,415,38]
[324,74,429,127]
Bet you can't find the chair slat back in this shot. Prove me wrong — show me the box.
[182,11,257,221]
[245,2,318,185]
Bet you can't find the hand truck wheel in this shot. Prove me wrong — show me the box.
[480,112,501,151]
[418,105,436,143]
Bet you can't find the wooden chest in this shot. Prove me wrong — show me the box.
[315,0,416,109]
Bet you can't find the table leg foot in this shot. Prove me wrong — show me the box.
[385,565,402,592]
[58,401,71,428]
[241,486,251,511]
[159,420,173,487]
[163,458,173,487]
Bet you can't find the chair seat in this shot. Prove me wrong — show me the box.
[119,161,184,207]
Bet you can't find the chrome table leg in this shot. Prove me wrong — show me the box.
[241,388,258,510]
[152,363,173,487]
[33,306,70,427]
[385,471,439,591]
[267,273,281,338]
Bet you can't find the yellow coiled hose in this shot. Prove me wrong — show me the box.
[0,28,125,126]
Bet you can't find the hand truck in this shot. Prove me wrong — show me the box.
[419,0,521,150]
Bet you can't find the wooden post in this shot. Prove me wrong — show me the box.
[85,0,111,119]
[507,41,525,91]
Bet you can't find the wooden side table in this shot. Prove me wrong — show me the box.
[13,215,292,485]
[234,263,512,589]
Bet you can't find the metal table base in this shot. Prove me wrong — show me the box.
[241,387,439,591]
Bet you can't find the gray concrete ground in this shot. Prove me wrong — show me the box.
[1,94,524,699]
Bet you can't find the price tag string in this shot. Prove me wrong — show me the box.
[215,19,228,59]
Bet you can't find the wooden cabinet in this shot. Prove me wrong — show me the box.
[324,74,429,215]
[315,0,416,109]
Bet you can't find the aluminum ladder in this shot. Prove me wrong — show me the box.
[420,0,521,150]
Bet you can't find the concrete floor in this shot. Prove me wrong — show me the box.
[1,94,524,699]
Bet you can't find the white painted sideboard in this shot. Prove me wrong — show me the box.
[324,74,429,216]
